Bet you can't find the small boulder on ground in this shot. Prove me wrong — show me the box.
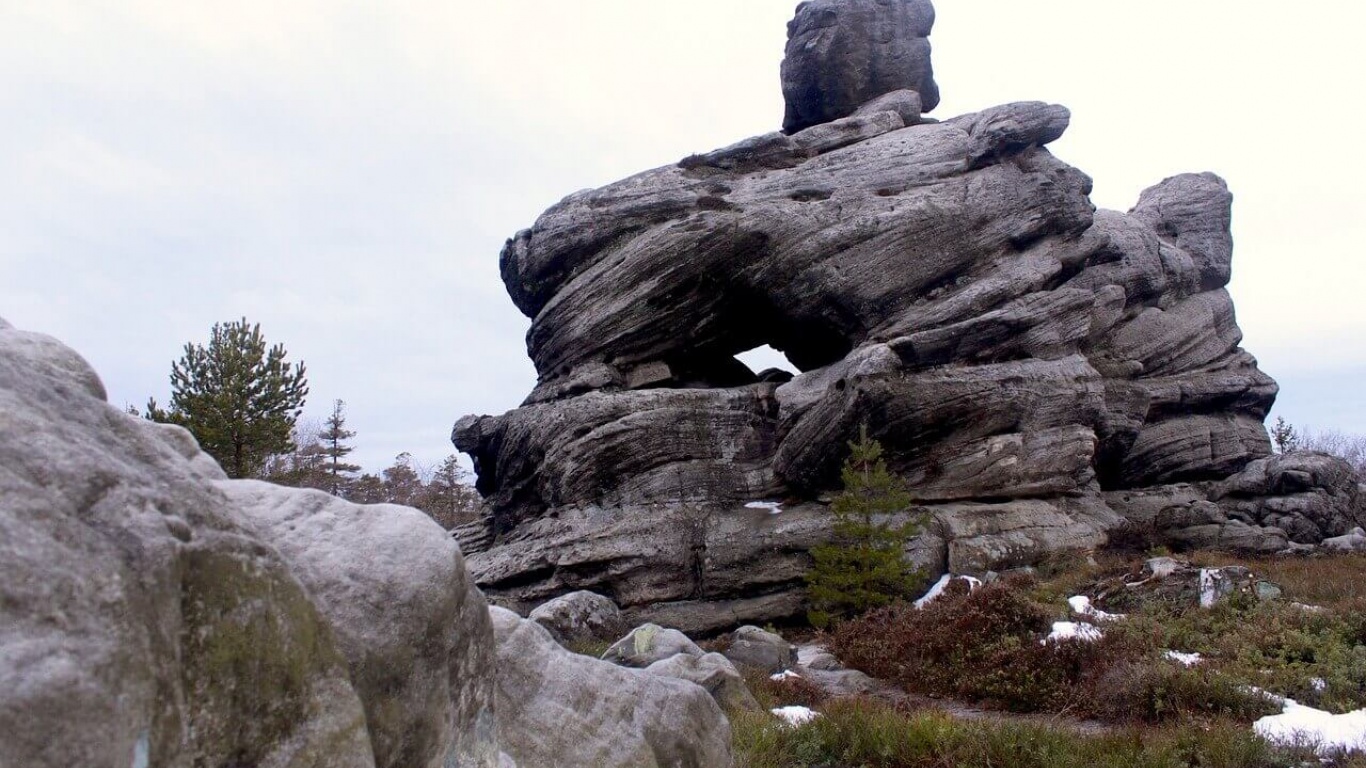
[1323,527,1366,552]
[528,590,625,645]
[724,626,798,673]
[1198,566,1282,608]
[1095,558,1284,612]
[602,623,703,668]
[793,644,878,698]
[646,653,761,713]
[491,608,732,767]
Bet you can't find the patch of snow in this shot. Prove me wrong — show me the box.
[1164,650,1203,667]
[913,574,982,609]
[745,501,783,514]
[1068,595,1124,621]
[772,706,820,726]
[1254,699,1366,755]
[771,670,803,682]
[1199,568,1217,608]
[914,574,953,609]
[1044,621,1103,644]
[1293,602,1327,614]
[1313,678,1328,692]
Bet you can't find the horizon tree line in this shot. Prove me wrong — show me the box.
[142,317,483,530]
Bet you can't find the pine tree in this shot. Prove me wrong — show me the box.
[806,427,925,628]
[418,454,483,529]
[381,452,423,507]
[318,399,361,496]
[148,318,308,479]
[347,474,387,505]
[1271,416,1300,454]
[261,421,329,490]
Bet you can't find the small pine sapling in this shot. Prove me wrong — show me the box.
[806,426,925,628]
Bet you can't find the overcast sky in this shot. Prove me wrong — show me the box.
[3,1,1362,472]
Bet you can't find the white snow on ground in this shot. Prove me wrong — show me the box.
[772,706,820,726]
[1199,568,1218,608]
[1164,650,1203,667]
[913,574,982,609]
[914,574,953,609]
[1068,595,1124,621]
[1254,699,1366,755]
[1044,621,1103,643]
[745,501,783,514]
[771,671,803,682]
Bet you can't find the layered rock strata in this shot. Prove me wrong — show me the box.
[454,0,1355,633]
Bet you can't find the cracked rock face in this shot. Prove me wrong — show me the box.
[451,2,1347,634]
[782,0,940,133]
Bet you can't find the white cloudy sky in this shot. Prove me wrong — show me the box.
[2,1,1362,472]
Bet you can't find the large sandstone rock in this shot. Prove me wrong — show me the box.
[221,482,501,768]
[782,0,939,133]
[528,590,625,645]
[452,5,1341,632]
[0,319,501,768]
[1107,452,1362,552]
[490,608,732,767]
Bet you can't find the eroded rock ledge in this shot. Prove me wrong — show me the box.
[453,0,1358,634]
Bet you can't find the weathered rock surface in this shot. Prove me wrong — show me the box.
[221,482,501,768]
[453,3,1344,632]
[724,626,798,674]
[0,319,501,768]
[1323,527,1366,552]
[782,0,939,133]
[528,590,625,645]
[1211,452,1361,544]
[1106,451,1362,552]
[490,608,732,767]
[646,652,761,713]
[602,623,704,668]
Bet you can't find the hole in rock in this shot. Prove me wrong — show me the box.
[736,345,800,383]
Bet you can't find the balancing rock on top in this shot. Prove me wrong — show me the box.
[782,0,940,134]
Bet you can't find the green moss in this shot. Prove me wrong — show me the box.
[180,545,350,766]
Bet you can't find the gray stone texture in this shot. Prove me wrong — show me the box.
[602,623,704,669]
[490,608,732,767]
[782,0,939,133]
[1107,451,1362,553]
[724,626,798,674]
[0,319,502,768]
[452,5,1353,633]
[646,652,762,713]
[221,482,501,768]
[528,590,626,645]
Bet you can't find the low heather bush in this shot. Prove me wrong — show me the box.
[830,582,1118,712]
[732,697,1318,768]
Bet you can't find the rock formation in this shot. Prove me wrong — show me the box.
[490,609,733,767]
[527,589,626,645]
[455,0,1360,634]
[782,0,939,133]
[0,317,504,768]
